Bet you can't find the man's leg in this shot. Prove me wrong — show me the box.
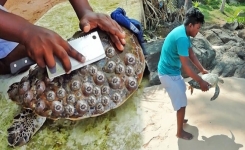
[176,106,193,140]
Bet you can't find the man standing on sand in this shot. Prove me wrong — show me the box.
[158,7,210,140]
[0,0,126,74]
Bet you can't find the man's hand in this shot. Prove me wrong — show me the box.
[200,68,209,74]
[22,26,85,73]
[79,11,126,51]
[198,79,210,92]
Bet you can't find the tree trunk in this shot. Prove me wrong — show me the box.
[178,0,192,11]
[220,0,226,13]
[184,0,188,12]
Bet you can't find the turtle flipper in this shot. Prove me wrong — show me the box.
[188,86,194,95]
[218,78,224,84]
[7,109,46,147]
[210,85,220,101]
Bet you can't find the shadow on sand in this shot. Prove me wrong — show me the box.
[178,124,243,150]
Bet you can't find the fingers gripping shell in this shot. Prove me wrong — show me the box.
[7,27,145,120]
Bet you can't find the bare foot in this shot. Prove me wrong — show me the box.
[176,130,193,140]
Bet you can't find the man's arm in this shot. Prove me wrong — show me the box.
[180,56,202,82]
[189,48,206,73]
[180,56,209,91]
[69,0,125,51]
[0,0,7,6]
[0,10,84,72]
[69,0,93,20]
[0,9,31,43]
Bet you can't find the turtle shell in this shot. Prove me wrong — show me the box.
[201,73,219,87]
[7,27,145,120]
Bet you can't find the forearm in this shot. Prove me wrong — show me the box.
[0,10,33,44]
[189,55,204,71]
[181,58,202,83]
[189,48,205,72]
[182,61,202,82]
[0,0,7,6]
[69,0,93,20]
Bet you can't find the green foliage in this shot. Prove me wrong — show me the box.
[194,0,245,24]
[193,0,221,10]
[227,17,245,23]
[192,1,201,8]
[225,3,245,24]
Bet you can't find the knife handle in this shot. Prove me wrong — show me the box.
[10,57,35,74]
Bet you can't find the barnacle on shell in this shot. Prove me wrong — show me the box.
[124,53,136,66]
[93,71,105,85]
[82,82,93,96]
[109,76,122,89]
[87,95,97,107]
[46,91,56,101]
[79,66,88,75]
[88,65,98,76]
[105,46,116,58]
[51,101,64,117]
[115,64,125,74]
[18,81,30,95]
[70,80,81,91]
[125,65,135,76]
[112,93,122,103]
[35,99,46,115]
[56,88,66,99]
[76,100,88,115]
[35,81,45,95]
[93,86,101,97]
[23,91,34,104]
[101,85,110,95]
[125,77,138,91]
[64,104,75,116]
[95,103,104,114]
[101,95,110,106]
[104,61,116,73]
[66,94,76,104]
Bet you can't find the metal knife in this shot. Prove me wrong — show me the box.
[10,31,105,78]
[10,57,35,74]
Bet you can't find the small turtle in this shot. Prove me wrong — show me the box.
[188,73,224,101]
[6,27,145,147]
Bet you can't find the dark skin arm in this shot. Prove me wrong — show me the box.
[0,0,7,5]
[0,0,125,73]
[0,9,85,73]
[69,0,126,50]
[189,48,208,74]
[180,55,209,91]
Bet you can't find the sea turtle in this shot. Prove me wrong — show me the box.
[6,27,145,147]
[188,73,224,101]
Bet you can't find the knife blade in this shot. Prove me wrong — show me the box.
[10,31,106,78]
